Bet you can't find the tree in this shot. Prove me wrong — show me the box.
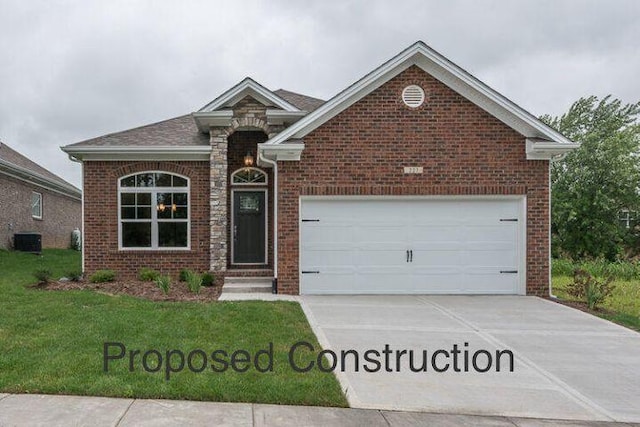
[541,95,640,260]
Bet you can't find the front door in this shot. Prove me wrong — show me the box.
[233,190,266,264]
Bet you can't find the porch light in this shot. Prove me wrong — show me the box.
[244,152,254,167]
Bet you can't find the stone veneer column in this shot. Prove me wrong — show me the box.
[209,129,228,273]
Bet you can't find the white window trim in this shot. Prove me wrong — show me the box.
[117,171,191,251]
[31,192,43,220]
[231,167,268,186]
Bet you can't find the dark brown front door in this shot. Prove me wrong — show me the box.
[233,191,266,264]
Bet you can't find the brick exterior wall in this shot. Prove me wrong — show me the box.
[0,173,81,249]
[276,65,550,296]
[83,161,210,279]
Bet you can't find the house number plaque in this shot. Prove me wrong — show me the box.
[403,166,423,174]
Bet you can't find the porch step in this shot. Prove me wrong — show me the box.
[221,277,273,294]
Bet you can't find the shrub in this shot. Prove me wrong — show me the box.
[568,269,615,310]
[90,270,116,283]
[138,267,161,282]
[185,271,202,294]
[33,269,52,284]
[179,268,191,282]
[66,270,83,282]
[201,272,215,287]
[154,275,171,295]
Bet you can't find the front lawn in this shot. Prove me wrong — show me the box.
[0,249,347,406]
[552,260,640,331]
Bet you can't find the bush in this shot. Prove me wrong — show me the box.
[90,270,116,283]
[33,269,52,284]
[179,268,190,282]
[185,271,202,294]
[201,272,215,287]
[568,269,615,310]
[66,270,83,282]
[154,275,171,295]
[138,267,161,282]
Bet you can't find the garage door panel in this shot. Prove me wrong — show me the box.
[300,198,524,295]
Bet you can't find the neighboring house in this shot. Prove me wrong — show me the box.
[62,41,578,296]
[0,142,81,249]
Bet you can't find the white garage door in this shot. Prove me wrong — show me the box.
[300,197,524,295]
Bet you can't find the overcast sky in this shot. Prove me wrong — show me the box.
[1,0,639,188]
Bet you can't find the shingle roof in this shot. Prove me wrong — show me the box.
[273,89,325,112]
[64,89,325,150]
[0,142,79,193]
[64,114,209,148]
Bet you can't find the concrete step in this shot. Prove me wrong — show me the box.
[222,278,273,294]
[224,276,273,285]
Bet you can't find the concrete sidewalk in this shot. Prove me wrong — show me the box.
[0,394,638,427]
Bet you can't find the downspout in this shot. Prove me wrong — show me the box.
[66,153,85,274]
[258,150,278,294]
[548,153,567,299]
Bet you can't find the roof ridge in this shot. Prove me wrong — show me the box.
[274,88,325,102]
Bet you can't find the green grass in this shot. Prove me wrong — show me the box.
[0,249,347,406]
[552,274,640,331]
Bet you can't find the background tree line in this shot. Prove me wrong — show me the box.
[542,96,640,260]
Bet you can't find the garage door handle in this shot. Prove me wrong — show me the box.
[301,270,320,274]
[500,270,518,274]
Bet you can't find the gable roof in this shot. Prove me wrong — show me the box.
[0,141,81,198]
[198,77,301,112]
[261,41,578,159]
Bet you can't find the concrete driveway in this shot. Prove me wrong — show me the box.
[300,295,640,423]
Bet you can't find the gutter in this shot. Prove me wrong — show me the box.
[258,150,278,294]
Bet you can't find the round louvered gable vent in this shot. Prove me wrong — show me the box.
[402,85,425,108]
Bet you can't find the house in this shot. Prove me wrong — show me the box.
[62,41,578,295]
[0,141,81,250]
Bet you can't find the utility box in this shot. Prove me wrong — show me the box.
[14,233,42,254]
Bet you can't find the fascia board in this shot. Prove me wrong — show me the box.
[61,146,212,161]
[525,138,580,160]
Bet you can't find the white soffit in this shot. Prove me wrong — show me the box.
[61,146,212,161]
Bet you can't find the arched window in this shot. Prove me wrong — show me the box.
[118,172,190,249]
[231,167,267,185]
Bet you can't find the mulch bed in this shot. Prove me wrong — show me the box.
[545,296,612,316]
[41,279,222,302]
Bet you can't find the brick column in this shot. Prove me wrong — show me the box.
[209,129,228,273]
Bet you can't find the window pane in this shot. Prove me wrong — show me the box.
[173,193,187,205]
[136,193,151,205]
[155,173,172,187]
[174,206,188,219]
[137,207,151,219]
[31,193,42,217]
[136,173,155,187]
[157,193,172,205]
[173,176,188,187]
[158,222,187,247]
[121,193,135,205]
[121,207,136,219]
[122,222,151,247]
[157,207,172,219]
[121,176,136,187]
